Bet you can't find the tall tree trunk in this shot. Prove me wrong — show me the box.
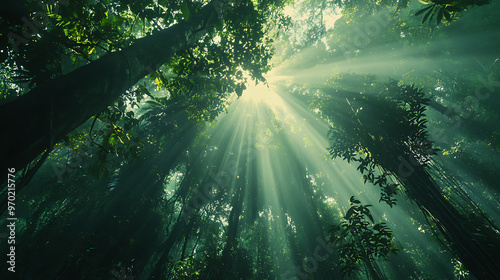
[150,150,224,278]
[220,183,244,275]
[427,100,493,143]
[338,91,500,280]
[0,0,222,182]
[357,238,383,280]
[150,206,193,279]
[389,155,500,280]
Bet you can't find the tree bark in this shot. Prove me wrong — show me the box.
[427,100,493,142]
[337,94,500,280]
[220,184,244,275]
[0,0,221,182]
[389,156,500,280]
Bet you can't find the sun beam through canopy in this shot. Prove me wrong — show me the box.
[205,73,454,279]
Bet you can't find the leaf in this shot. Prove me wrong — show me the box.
[181,2,191,20]
[363,207,374,223]
[422,7,434,23]
[345,208,356,220]
[444,9,452,21]
[350,196,361,204]
[437,9,444,24]
[154,77,162,91]
[415,5,433,16]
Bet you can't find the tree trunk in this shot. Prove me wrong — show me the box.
[150,207,193,279]
[0,0,221,182]
[390,156,500,280]
[363,255,383,280]
[427,100,493,142]
[341,93,500,280]
[220,184,244,275]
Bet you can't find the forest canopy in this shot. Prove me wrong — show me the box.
[1,0,499,279]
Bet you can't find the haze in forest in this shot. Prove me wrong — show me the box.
[0,0,499,279]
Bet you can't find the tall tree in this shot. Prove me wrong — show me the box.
[313,77,500,280]
[0,0,271,182]
[0,0,275,213]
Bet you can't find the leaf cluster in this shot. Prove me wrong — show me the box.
[1,0,210,89]
[318,75,438,205]
[415,0,491,25]
[330,196,398,278]
[151,0,274,123]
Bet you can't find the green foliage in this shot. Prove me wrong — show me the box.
[4,0,500,279]
[148,0,274,123]
[171,256,203,279]
[320,75,437,206]
[49,94,144,181]
[330,196,398,278]
[2,0,138,87]
[181,0,192,21]
[415,0,491,24]
[330,0,407,12]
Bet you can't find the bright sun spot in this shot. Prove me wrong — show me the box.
[240,71,291,109]
[240,79,279,105]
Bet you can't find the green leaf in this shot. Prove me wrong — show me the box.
[415,5,433,16]
[350,196,361,204]
[345,208,356,220]
[422,7,434,23]
[437,9,444,24]
[365,210,374,223]
[444,10,451,21]
[181,2,191,20]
